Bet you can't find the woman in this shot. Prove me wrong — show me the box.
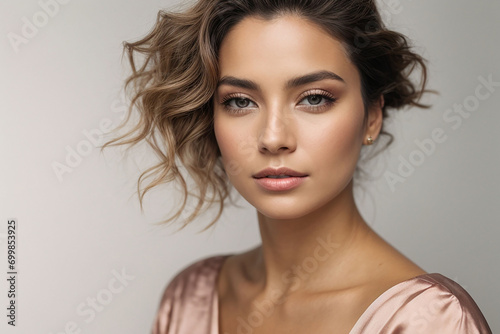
[103,0,492,333]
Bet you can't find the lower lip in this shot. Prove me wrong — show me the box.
[254,176,307,191]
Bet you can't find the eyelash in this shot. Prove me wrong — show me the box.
[220,89,337,115]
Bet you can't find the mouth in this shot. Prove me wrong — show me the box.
[252,167,308,191]
[252,167,308,179]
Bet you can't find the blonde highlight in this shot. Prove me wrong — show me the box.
[102,0,432,231]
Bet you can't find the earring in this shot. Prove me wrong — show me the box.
[366,135,374,145]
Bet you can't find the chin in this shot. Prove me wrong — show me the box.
[258,210,309,221]
[253,200,319,221]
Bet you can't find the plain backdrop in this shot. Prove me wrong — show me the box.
[1,0,499,333]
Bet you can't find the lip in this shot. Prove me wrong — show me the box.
[252,167,308,179]
[252,167,308,192]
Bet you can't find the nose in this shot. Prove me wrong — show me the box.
[257,107,296,155]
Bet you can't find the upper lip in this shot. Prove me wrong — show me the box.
[252,167,308,179]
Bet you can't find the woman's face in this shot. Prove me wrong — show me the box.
[213,15,381,219]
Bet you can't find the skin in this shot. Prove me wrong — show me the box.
[213,14,426,334]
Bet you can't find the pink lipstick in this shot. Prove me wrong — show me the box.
[252,167,308,191]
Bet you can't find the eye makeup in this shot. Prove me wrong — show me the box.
[219,89,338,115]
[296,89,337,113]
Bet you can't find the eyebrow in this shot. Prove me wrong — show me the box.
[217,70,346,91]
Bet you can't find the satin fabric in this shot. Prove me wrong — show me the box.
[152,254,492,334]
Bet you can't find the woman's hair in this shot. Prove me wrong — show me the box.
[102,0,431,231]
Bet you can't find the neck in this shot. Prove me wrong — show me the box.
[250,179,373,297]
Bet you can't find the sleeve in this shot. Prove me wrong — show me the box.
[151,268,184,334]
[386,275,492,333]
[150,255,225,334]
[402,285,492,333]
[351,274,492,334]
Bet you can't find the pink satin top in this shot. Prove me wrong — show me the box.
[152,254,492,333]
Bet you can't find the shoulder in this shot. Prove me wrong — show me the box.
[157,254,230,306]
[351,273,492,334]
[151,254,231,334]
[166,254,229,290]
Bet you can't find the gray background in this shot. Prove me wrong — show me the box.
[1,0,499,333]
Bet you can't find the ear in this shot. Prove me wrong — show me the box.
[363,95,384,145]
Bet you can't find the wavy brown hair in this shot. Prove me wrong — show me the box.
[102,0,432,231]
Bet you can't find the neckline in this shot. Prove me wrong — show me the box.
[212,254,437,334]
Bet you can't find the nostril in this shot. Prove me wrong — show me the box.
[257,127,295,154]
[258,144,292,154]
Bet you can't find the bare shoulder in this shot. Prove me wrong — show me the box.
[356,229,428,304]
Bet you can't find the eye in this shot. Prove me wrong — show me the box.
[220,94,257,115]
[229,98,255,109]
[297,90,337,112]
[301,95,327,105]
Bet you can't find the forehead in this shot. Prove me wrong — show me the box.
[217,15,358,86]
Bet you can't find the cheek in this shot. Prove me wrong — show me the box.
[213,117,254,176]
[304,109,364,173]
[213,118,232,162]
